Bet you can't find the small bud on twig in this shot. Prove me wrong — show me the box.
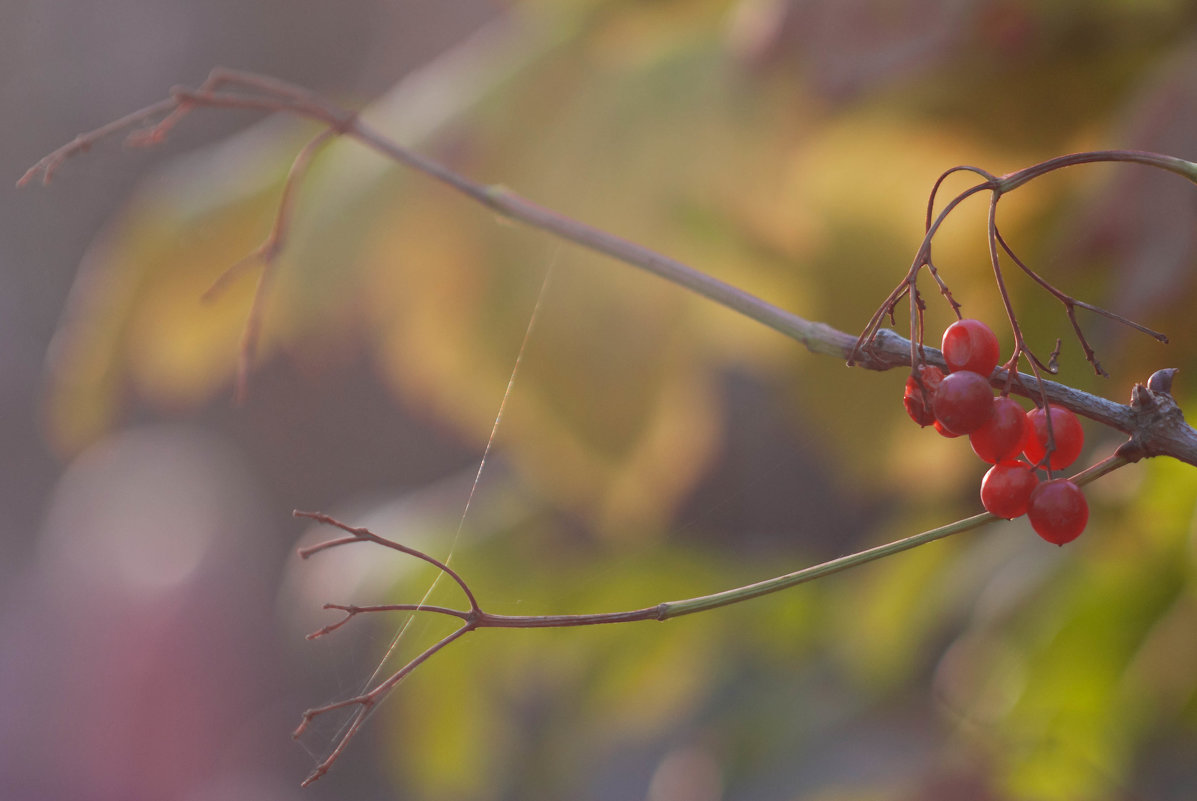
[1147,367,1178,395]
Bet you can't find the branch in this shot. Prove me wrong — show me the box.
[201,128,338,401]
[21,69,1197,465]
[291,447,1129,782]
[293,622,473,787]
[295,510,481,612]
[290,507,990,784]
[996,149,1197,192]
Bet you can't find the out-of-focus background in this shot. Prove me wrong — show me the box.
[4,2,1197,800]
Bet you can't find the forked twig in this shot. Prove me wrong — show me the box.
[289,443,1139,783]
[852,154,1185,376]
[850,149,1192,475]
[288,502,1026,784]
[221,128,338,400]
[854,151,1187,465]
[293,619,473,786]
[295,510,481,611]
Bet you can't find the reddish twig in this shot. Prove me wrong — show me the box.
[850,146,1194,466]
[293,622,474,786]
[295,510,481,612]
[291,509,666,785]
[17,97,180,187]
[213,128,338,401]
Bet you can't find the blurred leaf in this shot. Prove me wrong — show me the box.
[44,138,298,452]
[387,633,518,801]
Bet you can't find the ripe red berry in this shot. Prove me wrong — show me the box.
[934,420,961,438]
[980,462,1039,519]
[969,396,1028,464]
[1026,479,1088,545]
[1022,404,1085,470]
[942,319,1001,376]
[903,365,945,427]
[932,370,994,435]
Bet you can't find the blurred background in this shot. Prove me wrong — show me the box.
[4,1,1197,800]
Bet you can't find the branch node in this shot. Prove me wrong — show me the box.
[1120,369,1197,462]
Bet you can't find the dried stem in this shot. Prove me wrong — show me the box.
[307,603,472,639]
[997,149,1197,191]
[854,149,1191,375]
[17,97,179,187]
[21,68,899,382]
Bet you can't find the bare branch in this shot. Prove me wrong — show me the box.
[22,71,1197,464]
[17,97,179,187]
[993,227,1168,346]
[294,510,481,613]
[306,602,472,639]
[294,623,474,787]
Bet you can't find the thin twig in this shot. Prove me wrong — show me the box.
[850,181,994,369]
[993,227,1168,345]
[854,149,1188,447]
[227,129,338,401]
[295,510,481,612]
[294,623,474,787]
[17,97,179,187]
[306,602,472,639]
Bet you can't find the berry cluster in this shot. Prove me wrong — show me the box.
[904,319,1089,545]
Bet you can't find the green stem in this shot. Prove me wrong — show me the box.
[1069,453,1130,486]
[656,455,1131,621]
[658,510,993,619]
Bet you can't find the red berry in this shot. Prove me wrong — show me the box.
[1026,479,1088,545]
[903,365,945,427]
[942,319,1001,376]
[934,420,961,438]
[969,396,1028,463]
[933,370,994,435]
[980,463,1039,519]
[1022,404,1085,470]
